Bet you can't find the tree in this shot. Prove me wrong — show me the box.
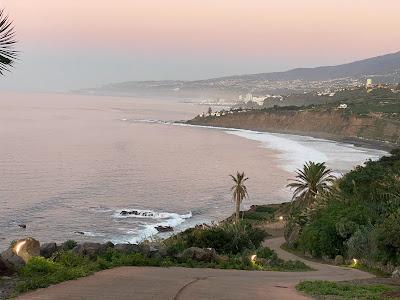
[287,161,335,208]
[230,172,249,223]
[207,107,212,115]
[0,8,17,75]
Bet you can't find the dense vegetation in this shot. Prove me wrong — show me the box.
[286,149,400,270]
[274,86,400,118]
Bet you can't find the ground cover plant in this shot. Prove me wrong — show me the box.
[296,280,398,300]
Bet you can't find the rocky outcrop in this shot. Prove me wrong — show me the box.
[12,237,40,263]
[120,210,154,217]
[179,247,217,262]
[155,226,173,232]
[114,244,141,254]
[72,243,109,258]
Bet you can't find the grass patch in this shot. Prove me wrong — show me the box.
[296,280,398,300]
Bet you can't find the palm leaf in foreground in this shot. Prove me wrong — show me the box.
[0,9,17,75]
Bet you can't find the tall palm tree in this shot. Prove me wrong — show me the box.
[287,161,335,208]
[230,172,249,223]
[0,9,17,75]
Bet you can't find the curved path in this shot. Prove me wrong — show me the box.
[16,237,374,300]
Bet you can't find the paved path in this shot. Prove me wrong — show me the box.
[16,237,374,300]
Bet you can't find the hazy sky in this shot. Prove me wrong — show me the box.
[0,0,399,91]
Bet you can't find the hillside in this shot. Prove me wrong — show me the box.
[187,101,400,148]
[81,51,400,97]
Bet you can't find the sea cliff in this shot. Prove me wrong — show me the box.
[187,109,400,150]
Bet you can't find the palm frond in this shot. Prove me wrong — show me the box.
[0,9,17,75]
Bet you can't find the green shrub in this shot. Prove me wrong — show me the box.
[63,240,78,250]
[166,222,267,255]
[371,210,400,265]
[346,226,372,259]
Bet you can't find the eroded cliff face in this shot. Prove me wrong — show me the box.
[188,110,400,145]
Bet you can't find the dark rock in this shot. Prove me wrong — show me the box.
[114,244,141,254]
[40,243,58,258]
[72,243,108,258]
[1,248,25,271]
[18,224,26,229]
[120,210,154,217]
[0,257,13,276]
[154,225,173,232]
[179,247,217,262]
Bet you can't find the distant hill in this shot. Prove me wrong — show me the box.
[79,51,400,98]
[221,51,400,82]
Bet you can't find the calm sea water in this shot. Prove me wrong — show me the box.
[0,92,386,249]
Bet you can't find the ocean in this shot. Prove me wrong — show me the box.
[0,92,387,249]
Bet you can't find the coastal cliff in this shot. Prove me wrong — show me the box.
[187,110,400,148]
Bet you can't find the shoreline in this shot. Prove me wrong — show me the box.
[181,120,395,152]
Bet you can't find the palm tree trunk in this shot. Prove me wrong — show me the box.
[235,194,240,223]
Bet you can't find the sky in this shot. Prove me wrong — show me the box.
[0,0,399,92]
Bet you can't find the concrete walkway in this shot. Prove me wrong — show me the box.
[16,237,374,300]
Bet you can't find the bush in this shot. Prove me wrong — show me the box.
[346,226,372,259]
[165,222,267,255]
[63,240,78,250]
[371,210,400,265]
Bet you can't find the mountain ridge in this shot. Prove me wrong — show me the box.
[81,50,400,97]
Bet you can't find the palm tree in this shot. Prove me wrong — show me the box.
[230,172,249,223]
[0,9,17,75]
[287,161,335,208]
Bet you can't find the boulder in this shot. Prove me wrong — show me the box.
[392,268,400,279]
[154,226,174,233]
[334,255,344,266]
[6,237,40,264]
[72,243,108,258]
[179,247,217,262]
[1,248,25,271]
[40,243,58,258]
[114,244,141,254]
[0,256,13,276]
